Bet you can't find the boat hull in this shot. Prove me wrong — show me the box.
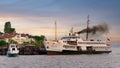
[7,53,18,57]
[47,51,61,55]
[47,50,112,55]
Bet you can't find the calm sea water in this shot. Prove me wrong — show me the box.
[0,43,120,68]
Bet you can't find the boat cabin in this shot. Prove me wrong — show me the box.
[61,36,80,45]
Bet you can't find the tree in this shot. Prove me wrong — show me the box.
[22,42,30,46]
[9,39,18,44]
[4,21,16,33]
[31,35,46,48]
[22,35,46,48]
[32,35,45,41]
[4,21,11,33]
[0,40,7,46]
[10,28,15,33]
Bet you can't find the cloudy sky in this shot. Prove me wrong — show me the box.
[0,0,120,42]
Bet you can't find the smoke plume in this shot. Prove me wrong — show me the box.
[77,23,109,34]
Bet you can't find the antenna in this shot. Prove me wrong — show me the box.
[55,21,57,41]
[70,27,73,35]
[86,15,90,41]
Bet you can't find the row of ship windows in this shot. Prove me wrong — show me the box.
[63,46,76,48]
[63,46,109,49]
[78,42,105,44]
[63,41,105,44]
[93,47,110,48]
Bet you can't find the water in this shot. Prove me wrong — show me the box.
[0,43,120,68]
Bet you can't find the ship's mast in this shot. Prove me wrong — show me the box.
[86,15,90,41]
[55,21,57,41]
[69,27,73,36]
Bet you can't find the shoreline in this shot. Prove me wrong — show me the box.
[0,46,47,55]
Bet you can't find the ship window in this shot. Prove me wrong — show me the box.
[63,41,66,43]
[11,45,15,47]
[12,48,15,51]
[63,46,75,48]
[47,46,49,49]
[17,48,19,50]
[61,36,80,40]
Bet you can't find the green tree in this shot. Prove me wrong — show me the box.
[32,35,45,48]
[4,21,11,33]
[4,21,16,33]
[0,40,7,46]
[32,35,45,41]
[22,42,30,46]
[10,28,15,33]
[22,35,46,48]
[9,39,18,44]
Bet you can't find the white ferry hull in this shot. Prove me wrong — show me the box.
[44,36,112,55]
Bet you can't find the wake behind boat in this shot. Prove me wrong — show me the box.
[7,44,19,57]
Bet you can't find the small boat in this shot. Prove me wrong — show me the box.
[7,44,19,57]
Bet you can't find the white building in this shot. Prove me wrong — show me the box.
[0,33,35,44]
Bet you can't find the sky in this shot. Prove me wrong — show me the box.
[0,0,120,42]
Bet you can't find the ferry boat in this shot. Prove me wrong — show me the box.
[7,44,19,57]
[44,34,111,55]
[44,17,112,55]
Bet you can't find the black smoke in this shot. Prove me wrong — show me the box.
[77,23,109,34]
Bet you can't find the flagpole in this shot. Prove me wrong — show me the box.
[86,15,89,41]
[55,21,57,41]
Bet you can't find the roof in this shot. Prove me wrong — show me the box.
[0,33,29,39]
[0,33,16,39]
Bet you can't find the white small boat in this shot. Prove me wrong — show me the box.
[7,44,19,57]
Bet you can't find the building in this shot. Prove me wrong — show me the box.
[0,33,35,44]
